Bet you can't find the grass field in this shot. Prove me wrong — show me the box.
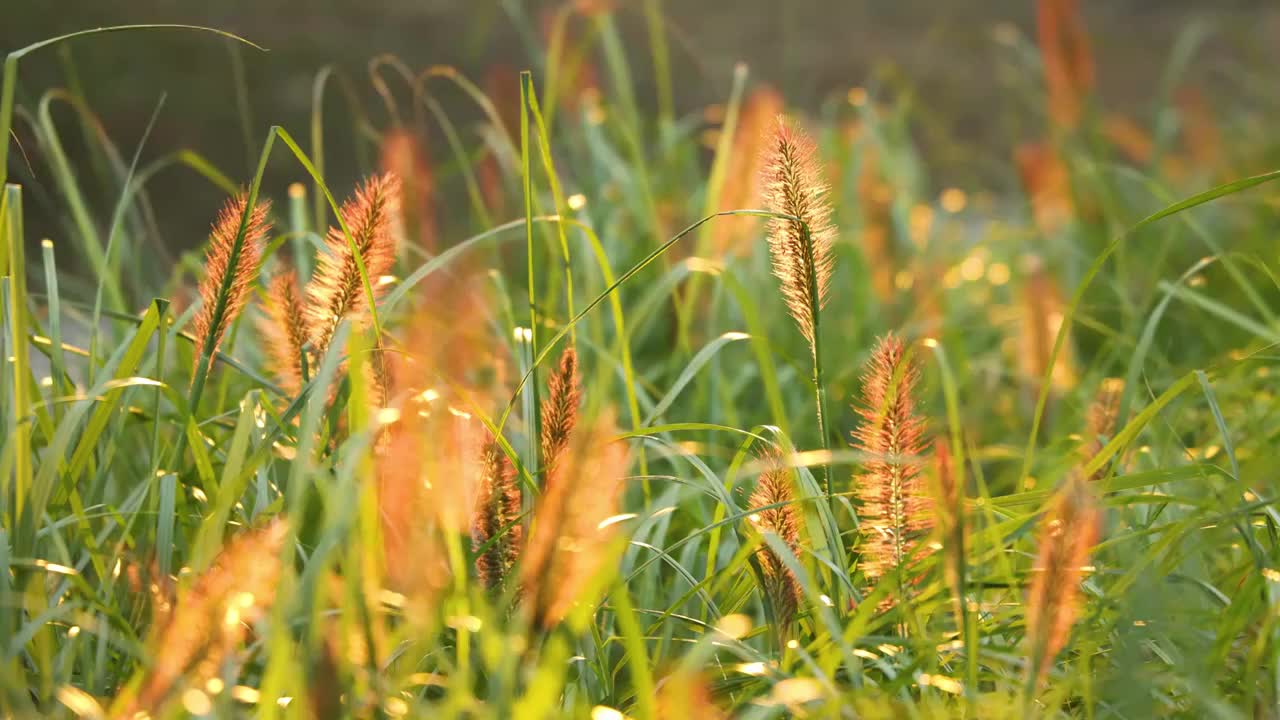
[3,2,1280,717]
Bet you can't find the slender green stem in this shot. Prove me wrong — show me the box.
[5,185,30,527]
[520,71,543,478]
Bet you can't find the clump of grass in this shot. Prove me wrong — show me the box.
[189,194,272,372]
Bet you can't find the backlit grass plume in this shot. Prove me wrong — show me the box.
[190,194,272,372]
[1037,0,1095,129]
[380,128,436,252]
[932,436,966,624]
[1017,257,1077,398]
[305,172,401,360]
[472,440,524,592]
[258,268,308,396]
[377,388,484,607]
[521,413,628,628]
[852,334,932,584]
[760,117,834,348]
[747,450,804,632]
[714,84,783,256]
[540,345,581,477]
[761,117,837,502]
[113,519,289,718]
[1082,377,1124,481]
[1025,474,1101,688]
[1015,142,1073,237]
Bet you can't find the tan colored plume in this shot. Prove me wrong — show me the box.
[379,128,437,252]
[852,334,932,584]
[747,450,804,631]
[1015,142,1073,237]
[521,412,628,627]
[1016,256,1077,396]
[540,345,581,477]
[714,85,784,257]
[116,519,289,718]
[472,440,524,592]
[760,117,835,348]
[1025,474,1100,687]
[257,269,308,396]
[304,173,401,361]
[190,194,272,371]
[376,387,486,607]
[1037,0,1095,129]
[1082,377,1124,481]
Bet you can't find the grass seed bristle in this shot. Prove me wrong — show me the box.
[190,194,272,372]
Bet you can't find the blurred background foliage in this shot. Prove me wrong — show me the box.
[3,0,1278,261]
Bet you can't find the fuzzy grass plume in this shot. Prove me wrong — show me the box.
[747,450,804,632]
[113,519,289,718]
[305,172,401,360]
[376,388,485,607]
[190,194,272,372]
[1082,377,1124,481]
[472,440,524,592]
[380,128,436,252]
[258,268,308,396]
[521,413,628,628]
[1037,0,1095,129]
[1015,142,1074,237]
[714,84,784,256]
[540,345,581,477]
[760,117,834,348]
[852,334,932,583]
[1017,256,1077,398]
[1025,474,1101,688]
[761,116,837,504]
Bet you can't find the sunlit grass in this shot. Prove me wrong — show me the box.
[3,2,1280,717]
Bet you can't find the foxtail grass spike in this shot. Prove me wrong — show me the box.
[760,117,834,348]
[1026,474,1100,687]
[190,194,272,372]
[852,334,932,582]
[1082,377,1124,481]
[376,387,485,600]
[1017,256,1076,397]
[1038,0,1095,129]
[540,345,581,477]
[747,450,804,632]
[380,128,437,252]
[304,172,401,360]
[714,85,784,257]
[119,519,289,718]
[932,436,966,623]
[521,413,628,628]
[473,440,524,592]
[258,269,308,396]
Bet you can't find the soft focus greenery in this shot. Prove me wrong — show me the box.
[3,9,1280,718]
